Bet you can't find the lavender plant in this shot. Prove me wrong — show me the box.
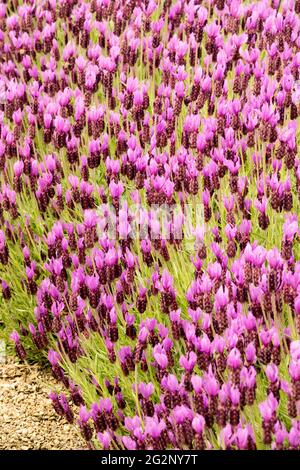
[0,0,300,450]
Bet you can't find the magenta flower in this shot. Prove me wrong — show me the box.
[138,382,154,400]
[97,431,111,450]
[179,351,197,372]
[227,348,242,370]
[153,350,168,369]
[122,436,137,450]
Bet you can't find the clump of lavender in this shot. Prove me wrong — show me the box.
[1,0,300,451]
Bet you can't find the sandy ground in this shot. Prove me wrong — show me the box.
[0,358,86,450]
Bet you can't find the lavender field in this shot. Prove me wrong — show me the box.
[0,0,300,451]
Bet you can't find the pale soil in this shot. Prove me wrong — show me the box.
[0,358,86,450]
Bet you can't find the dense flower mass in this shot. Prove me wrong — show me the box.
[1,0,300,450]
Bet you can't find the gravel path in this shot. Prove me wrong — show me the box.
[0,358,86,450]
